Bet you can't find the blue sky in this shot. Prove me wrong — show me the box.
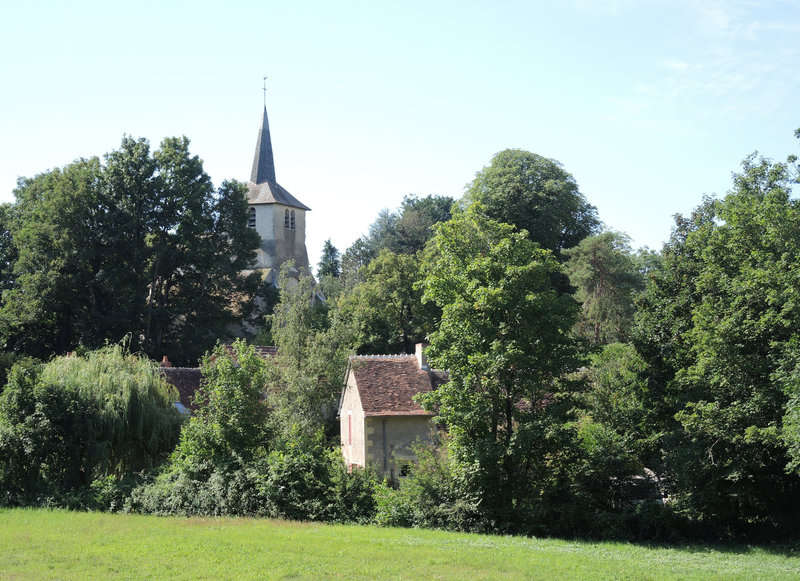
[1,1,798,267]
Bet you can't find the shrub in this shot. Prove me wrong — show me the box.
[0,346,182,507]
[374,443,483,532]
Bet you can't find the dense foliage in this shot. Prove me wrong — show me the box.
[462,149,599,255]
[3,137,800,542]
[1,136,262,364]
[564,231,644,345]
[128,340,375,521]
[634,150,800,535]
[418,204,582,531]
[0,346,182,507]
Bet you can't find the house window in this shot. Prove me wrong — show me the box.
[290,210,296,230]
[284,209,290,229]
[348,412,352,445]
[247,207,256,229]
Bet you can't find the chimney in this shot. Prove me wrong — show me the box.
[160,356,172,368]
[415,343,429,371]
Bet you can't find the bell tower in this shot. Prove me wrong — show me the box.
[246,91,311,281]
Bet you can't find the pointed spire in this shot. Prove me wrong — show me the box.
[250,105,276,184]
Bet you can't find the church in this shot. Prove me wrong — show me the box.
[245,101,311,283]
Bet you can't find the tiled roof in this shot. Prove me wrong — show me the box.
[348,355,447,417]
[160,346,277,411]
[161,367,203,411]
[221,344,278,361]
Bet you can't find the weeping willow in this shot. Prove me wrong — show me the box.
[0,345,183,495]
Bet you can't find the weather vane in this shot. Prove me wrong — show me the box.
[263,75,268,107]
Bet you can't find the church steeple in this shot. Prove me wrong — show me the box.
[250,105,276,185]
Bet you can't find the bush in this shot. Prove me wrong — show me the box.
[128,342,377,522]
[374,443,483,532]
[259,429,377,523]
[0,346,182,507]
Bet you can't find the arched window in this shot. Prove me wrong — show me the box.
[247,207,256,229]
[290,210,296,230]
[284,208,290,229]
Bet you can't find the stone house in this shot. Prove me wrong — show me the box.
[338,344,447,479]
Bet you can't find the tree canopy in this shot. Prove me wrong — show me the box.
[1,136,262,363]
[462,149,599,255]
[634,149,800,530]
[418,204,579,526]
[563,231,644,345]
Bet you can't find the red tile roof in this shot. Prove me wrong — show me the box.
[161,367,203,411]
[221,344,278,361]
[160,346,277,411]
[348,355,447,417]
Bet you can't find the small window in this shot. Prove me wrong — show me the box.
[290,210,296,230]
[284,209,290,229]
[348,414,352,445]
[247,207,256,229]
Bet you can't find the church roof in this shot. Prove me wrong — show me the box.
[247,180,311,210]
[251,105,276,184]
[248,104,311,211]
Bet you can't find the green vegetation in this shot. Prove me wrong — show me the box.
[0,346,182,508]
[2,134,800,544]
[1,136,263,364]
[0,509,798,580]
[461,148,599,255]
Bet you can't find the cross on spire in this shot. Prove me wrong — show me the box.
[262,75,268,108]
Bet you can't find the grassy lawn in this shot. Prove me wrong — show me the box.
[0,509,798,580]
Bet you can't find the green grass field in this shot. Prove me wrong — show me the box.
[0,509,798,580]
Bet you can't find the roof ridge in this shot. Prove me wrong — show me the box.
[350,354,414,359]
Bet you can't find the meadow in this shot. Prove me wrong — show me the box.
[0,509,798,580]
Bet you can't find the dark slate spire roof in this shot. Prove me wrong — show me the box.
[247,105,311,211]
[250,106,276,184]
[248,181,311,211]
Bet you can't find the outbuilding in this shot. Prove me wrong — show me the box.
[338,344,446,479]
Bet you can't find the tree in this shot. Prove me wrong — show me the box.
[317,239,341,279]
[338,249,439,354]
[418,204,579,526]
[126,340,275,516]
[178,340,272,464]
[1,136,260,363]
[339,194,454,285]
[2,157,106,355]
[392,194,455,255]
[634,146,800,532]
[0,346,182,504]
[266,264,356,438]
[563,231,644,345]
[462,149,599,255]
[0,204,15,295]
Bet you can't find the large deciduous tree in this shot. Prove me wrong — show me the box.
[418,204,579,526]
[338,249,439,355]
[462,149,599,255]
[635,147,800,532]
[1,136,261,363]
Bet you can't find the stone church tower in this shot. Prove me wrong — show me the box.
[246,103,310,282]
